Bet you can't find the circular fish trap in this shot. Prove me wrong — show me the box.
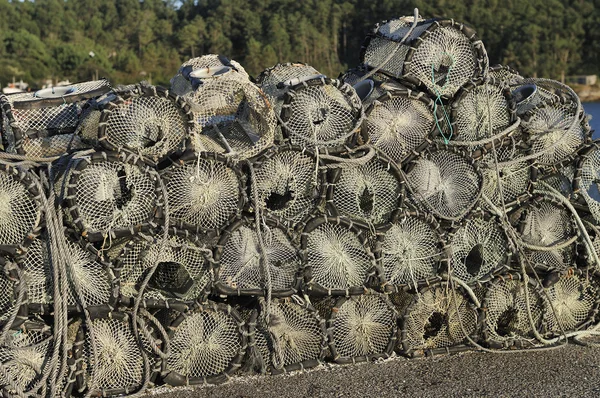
[75,311,162,396]
[362,87,441,163]
[510,196,577,273]
[257,63,322,113]
[375,211,447,291]
[574,143,600,223]
[0,164,43,248]
[98,84,192,163]
[64,151,163,242]
[483,275,545,348]
[214,216,301,297]
[360,17,488,98]
[249,297,327,374]
[115,229,213,306]
[170,54,250,98]
[521,97,590,170]
[0,79,111,155]
[187,67,276,161]
[327,149,403,226]
[488,64,524,87]
[541,271,599,336]
[401,282,478,357]
[475,134,536,209]
[450,78,516,146]
[279,77,364,154]
[65,237,118,314]
[16,237,52,313]
[326,292,397,363]
[515,77,582,109]
[163,301,246,386]
[248,144,326,225]
[402,145,483,222]
[160,151,245,234]
[0,257,26,329]
[300,216,379,296]
[447,211,513,285]
[0,320,52,396]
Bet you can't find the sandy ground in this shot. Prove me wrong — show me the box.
[147,345,600,398]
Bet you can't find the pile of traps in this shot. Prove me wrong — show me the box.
[1,11,600,397]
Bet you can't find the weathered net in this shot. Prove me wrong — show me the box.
[249,145,325,225]
[575,143,600,223]
[0,259,20,327]
[163,302,246,385]
[484,277,545,348]
[450,79,515,145]
[0,164,43,247]
[160,152,244,233]
[19,237,53,309]
[0,321,52,395]
[328,293,397,363]
[214,218,301,297]
[376,211,446,291]
[540,164,576,199]
[542,272,598,335]
[116,230,212,303]
[403,146,482,221]
[187,69,276,160]
[361,18,487,98]
[401,283,478,356]
[328,151,403,226]
[98,84,191,163]
[252,298,326,373]
[388,290,415,352]
[448,212,512,285]
[488,64,524,87]
[279,78,364,153]
[77,312,159,395]
[512,197,576,273]
[301,217,377,295]
[65,151,162,242]
[362,88,438,163]
[0,79,111,155]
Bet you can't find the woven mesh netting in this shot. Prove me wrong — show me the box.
[542,272,599,335]
[376,212,446,291]
[477,135,534,208]
[488,64,524,87]
[187,68,276,160]
[401,283,478,356]
[171,55,250,98]
[98,85,191,163]
[280,78,364,153]
[0,79,111,155]
[522,98,590,168]
[301,217,377,295]
[540,164,576,199]
[512,197,577,272]
[0,164,43,247]
[575,143,600,223]
[161,152,244,233]
[448,212,512,285]
[77,312,160,396]
[251,298,326,373]
[339,64,393,88]
[65,152,161,242]
[249,145,325,225]
[362,88,438,163]
[163,301,246,385]
[361,18,487,98]
[0,321,52,396]
[484,277,545,348]
[403,147,482,221]
[214,218,301,297]
[450,79,515,145]
[328,151,403,226]
[327,293,397,363]
[257,63,322,113]
[0,259,20,327]
[19,237,53,309]
[116,231,212,303]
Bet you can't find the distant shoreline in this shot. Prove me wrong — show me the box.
[571,84,600,102]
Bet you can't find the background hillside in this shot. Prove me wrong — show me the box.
[0,0,598,87]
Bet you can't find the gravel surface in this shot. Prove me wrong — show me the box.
[148,345,600,398]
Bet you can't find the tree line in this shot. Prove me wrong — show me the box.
[0,0,597,88]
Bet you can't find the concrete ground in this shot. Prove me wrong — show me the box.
[147,345,600,398]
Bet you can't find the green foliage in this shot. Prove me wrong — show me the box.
[0,0,597,88]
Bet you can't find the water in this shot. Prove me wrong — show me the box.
[583,102,600,140]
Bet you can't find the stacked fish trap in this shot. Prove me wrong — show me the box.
[0,10,599,397]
